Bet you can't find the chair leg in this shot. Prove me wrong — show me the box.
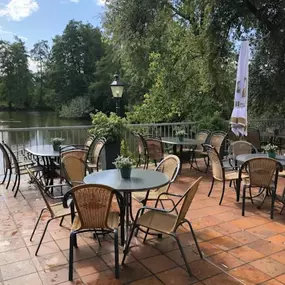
[30,208,46,241]
[0,169,7,184]
[13,174,21,197]
[280,205,285,215]
[219,181,226,205]
[12,173,18,192]
[6,169,12,189]
[143,228,149,243]
[122,224,137,265]
[271,188,276,220]
[59,216,64,227]
[185,220,203,258]
[35,218,52,256]
[159,200,165,209]
[114,229,119,278]
[204,156,209,173]
[242,186,246,216]
[172,233,192,276]
[208,178,215,197]
[73,232,78,248]
[93,230,102,247]
[169,199,179,214]
[69,232,75,281]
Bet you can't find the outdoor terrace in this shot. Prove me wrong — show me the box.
[0,160,285,285]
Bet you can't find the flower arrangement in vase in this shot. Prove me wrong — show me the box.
[174,127,187,141]
[113,156,134,179]
[51,137,65,151]
[263,143,279,159]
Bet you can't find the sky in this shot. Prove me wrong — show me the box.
[0,0,106,71]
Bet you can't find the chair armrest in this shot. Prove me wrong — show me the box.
[158,192,182,199]
[63,190,72,208]
[140,206,170,213]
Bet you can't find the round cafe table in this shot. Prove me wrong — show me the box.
[25,145,62,186]
[84,169,169,245]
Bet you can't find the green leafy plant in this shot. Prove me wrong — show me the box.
[89,112,127,142]
[51,137,65,145]
[113,156,134,169]
[263,143,279,153]
[174,127,187,136]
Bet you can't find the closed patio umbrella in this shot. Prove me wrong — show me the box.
[230,41,249,137]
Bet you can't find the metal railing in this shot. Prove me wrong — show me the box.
[0,125,91,155]
[1,119,285,154]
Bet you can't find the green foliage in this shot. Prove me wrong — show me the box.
[113,155,134,169]
[0,38,31,108]
[59,96,93,118]
[90,112,127,142]
[198,111,229,132]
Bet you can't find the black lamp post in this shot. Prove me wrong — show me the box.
[110,74,124,116]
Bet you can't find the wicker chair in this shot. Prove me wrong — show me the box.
[61,153,88,187]
[27,168,73,256]
[228,141,258,168]
[2,142,43,198]
[205,144,247,205]
[122,177,203,277]
[246,129,263,152]
[67,184,124,280]
[87,138,105,172]
[189,130,211,171]
[145,137,164,168]
[132,155,181,211]
[133,132,148,169]
[239,157,283,219]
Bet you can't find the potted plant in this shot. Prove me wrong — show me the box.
[89,112,127,169]
[113,155,134,179]
[175,127,187,141]
[263,143,279,159]
[51,137,64,151]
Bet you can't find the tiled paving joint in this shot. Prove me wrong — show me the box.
[0,161,285,284]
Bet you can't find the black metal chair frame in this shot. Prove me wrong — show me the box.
[2,141,43,198]
[238,158,283,219]
[65,185,125,280]
[189,130,211,172]
[122,183,203,277]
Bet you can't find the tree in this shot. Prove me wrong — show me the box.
[30,40,50,106]
[48,20,104,108]
[0,37,31,108]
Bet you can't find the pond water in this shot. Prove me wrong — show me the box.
[0,111,91,129]
[0,111,92,151]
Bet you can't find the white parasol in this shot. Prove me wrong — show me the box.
[230,41,249,137]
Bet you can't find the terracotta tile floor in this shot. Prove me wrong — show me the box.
[1,160,285,284]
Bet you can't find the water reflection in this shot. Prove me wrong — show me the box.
[0,111,91,147]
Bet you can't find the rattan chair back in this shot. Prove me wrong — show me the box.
[155,155,180,194]
[195,130,211,152]
[61,149,88,161]
[174,177,202,230]
[242,157,282,188]
[133,132,147,156]
[246,129,261,151]
[90,139,105,169]
[85,135,95,148]
[71,184,120,229]
[205,144,223,180]
[209,131,227,155]
[229,141,257,157]
[145,138,164,162]
[62,154,86,186]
